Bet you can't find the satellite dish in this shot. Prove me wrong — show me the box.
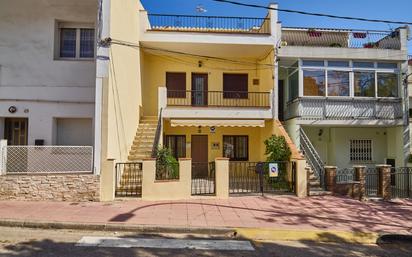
[196,5,207,13]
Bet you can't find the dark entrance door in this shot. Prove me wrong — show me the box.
[4,118,28,145]
[191,135,215,195]
[191,73,208,106]
[278,80,284,121]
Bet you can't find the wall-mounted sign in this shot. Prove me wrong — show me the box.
[269,163,279,177]
[211,142,220,150]
[209,126,216,133]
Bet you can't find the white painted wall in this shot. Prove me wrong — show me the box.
[0,0,97,145]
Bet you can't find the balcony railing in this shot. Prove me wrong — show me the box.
[281,27,401,50]
[285,97,403,120]
[148,14,270,34]
[167,90,271,108]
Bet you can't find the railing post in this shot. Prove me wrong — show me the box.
[354,165,366,200]
[0,140,7,175]
[324,166,337,193]
[215,158,229,198]
[376,164,391,200]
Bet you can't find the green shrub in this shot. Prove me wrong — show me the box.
[264,135,291,162]
[156,146,179,179]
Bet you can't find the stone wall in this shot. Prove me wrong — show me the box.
[0,173,100,201]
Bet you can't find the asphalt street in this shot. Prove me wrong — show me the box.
[0,226,411,257]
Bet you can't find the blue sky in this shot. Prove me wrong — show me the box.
[141,0,412,53]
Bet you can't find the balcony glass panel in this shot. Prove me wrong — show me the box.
[353,62,374,68]
[288,71,299,101]
[302,60,324,67]
[303,70,325,96]
[378,73,398,97]
[354,71,375,97]
[327,70,350,96]
[328,61,350,67]
[377,62,398,69]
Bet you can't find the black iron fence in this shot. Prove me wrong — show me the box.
[391,167,412,198]
[192,162,216,195]
[336,168,355,183]
[115,162,143,197]
[229,161,294,194]
[167,90,271,108]
[148,14,270,34]
[365,168,379,197]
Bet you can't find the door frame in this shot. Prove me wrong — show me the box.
[191,73,208,106]
[4,117,28,145]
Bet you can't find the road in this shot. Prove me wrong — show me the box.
[0,226,411,257]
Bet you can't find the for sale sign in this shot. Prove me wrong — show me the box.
[268,163,279,177]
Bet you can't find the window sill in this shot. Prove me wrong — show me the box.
[54,58,95,62]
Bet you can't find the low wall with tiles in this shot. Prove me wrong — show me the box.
[0,173,100,201]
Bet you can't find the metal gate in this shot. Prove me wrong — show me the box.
[115,162,143,197]
[229,161,295,194]
[391,167,412,198]
[365,167,378,197]
[191,162,216,195]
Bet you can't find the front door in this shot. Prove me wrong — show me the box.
[191,135,208,178]
[4,118,28,145]
[191,73,208,106]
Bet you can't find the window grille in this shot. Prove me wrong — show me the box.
[350,139,372,162]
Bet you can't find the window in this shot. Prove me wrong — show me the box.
[223,136,248,161]
[223,74,248,99]
[350,139,372,162]
[354,71,375,97]
[353,62,374,68]
[302,60,324,67]
[378,73,398,97]
[328,61,349,67]
[288,71,299,101]
[164,135,186,159]
[58,23,95,59]
[327,70,350,96]
[303,70,325,96]
[166,72,186,98]
[377,62,398,69]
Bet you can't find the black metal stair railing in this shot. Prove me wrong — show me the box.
[151,108,163,158]
[299,127,325,188]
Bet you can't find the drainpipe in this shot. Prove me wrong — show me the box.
[94,0,111,175]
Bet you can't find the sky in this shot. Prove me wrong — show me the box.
[141,0,412,54]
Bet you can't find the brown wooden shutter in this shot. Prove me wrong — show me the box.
[223,74,248,99]
[166,72,186,98]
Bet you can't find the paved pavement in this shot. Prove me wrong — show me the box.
[1,226,412,257]
[0,195,411,234]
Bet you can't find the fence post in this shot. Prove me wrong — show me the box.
[354,165,366,200]
[0,140,7,175]
[324,166,337,193]
[178,158,192,198]
[215,158,229,199]
[295,159,307,197]
[100,158,116,201]
[377,164,391,200]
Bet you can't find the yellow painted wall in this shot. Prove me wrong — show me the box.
[106,0,143,161]
[141,50,275,116]
[163,120,277,162]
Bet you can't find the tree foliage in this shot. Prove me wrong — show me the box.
[264,135,291,162]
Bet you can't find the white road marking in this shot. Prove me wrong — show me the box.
[76,236,255,251]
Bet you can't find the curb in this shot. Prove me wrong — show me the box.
[0,219,234,235]
[0,219,387,244]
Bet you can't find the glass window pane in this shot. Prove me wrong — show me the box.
[223,136,235,159]
[302,60,324,67]
[327,70,350,96]
[303,70,325,96]
[288,71,299,101]
[328,61,349,67]
[60,28,76,58]
[377,62,398,69]
[353,62,374,68]
[378,73,398,97]
[354,71,375,97]
[80,29,95,58]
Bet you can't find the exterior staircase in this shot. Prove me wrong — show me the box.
[128,116,158,161]
[306,165,332,196]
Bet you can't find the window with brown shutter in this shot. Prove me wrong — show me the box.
[223,74,248,99]
[166,72,186,98]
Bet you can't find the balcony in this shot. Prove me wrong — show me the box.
[147,14,271,34]
[285,97,403,121]
[158,88,273,119]
[166,90,270,108]
[281,27,401,50]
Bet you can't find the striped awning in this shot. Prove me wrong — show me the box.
[170,119,265,128]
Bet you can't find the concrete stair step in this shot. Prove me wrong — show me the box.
[309,187,332,196]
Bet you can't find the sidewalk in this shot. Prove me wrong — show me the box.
[0,195,411,235]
